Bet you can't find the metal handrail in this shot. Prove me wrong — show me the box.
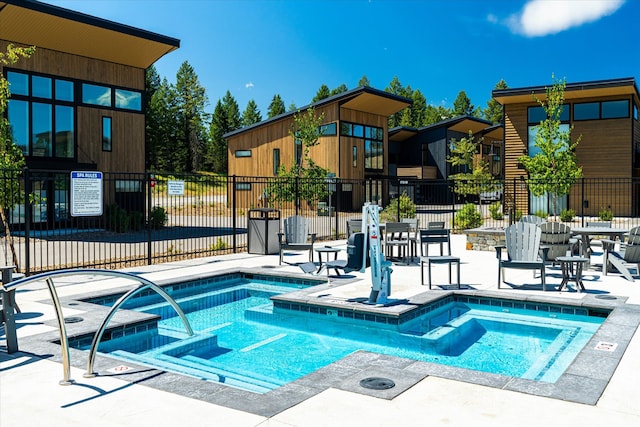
[1,269,193,385]
[84,279,193,378]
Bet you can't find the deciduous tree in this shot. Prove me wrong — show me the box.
[1,43,35,268]
[518,76,582,217]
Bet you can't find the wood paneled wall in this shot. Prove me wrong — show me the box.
[0,41,145,88]
[503,96,635,215]
[1,40,147,173]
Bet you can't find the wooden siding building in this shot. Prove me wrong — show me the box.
[1,0,179,225]
[493,77,640,216]
[388,117,502,204]
[224,86,411,209]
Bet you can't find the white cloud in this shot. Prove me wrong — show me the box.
[509,0,625,37]
[245,82,254,89]
[486,13,498,24]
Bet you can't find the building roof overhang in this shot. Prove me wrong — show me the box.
[0,0,179,69]
[492,77,640,106]
[388,115,493,142]
[224,86,412,139]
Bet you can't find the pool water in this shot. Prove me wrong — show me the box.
[86,277,604,393]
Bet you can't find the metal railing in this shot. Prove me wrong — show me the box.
[2,168,640,275]
[0,269,193,385]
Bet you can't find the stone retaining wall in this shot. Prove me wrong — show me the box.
[465,228,505,251]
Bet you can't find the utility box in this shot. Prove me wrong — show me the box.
[247,208,281,255]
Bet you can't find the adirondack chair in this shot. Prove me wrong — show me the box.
[602,226,640,281]
[519,215,546,225]
[496,222,547,290]
[539,222,577,263]
[278,215,316,264]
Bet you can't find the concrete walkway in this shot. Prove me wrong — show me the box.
[2,234,639,426]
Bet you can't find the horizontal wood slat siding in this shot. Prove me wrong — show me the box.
[0,41,145,88]
[573,118,631,178]
[504,97,636,215]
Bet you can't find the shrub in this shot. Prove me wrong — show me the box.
[454,203,483,230]
[599,207,614,221]
[534,210,548,219]
[513,210,522,221]
[489,201,503,220]
[150,206,168,229]
[105,204,130,233]
[381,192,416,222]
[210,238,227,251]
[560,208,575,222]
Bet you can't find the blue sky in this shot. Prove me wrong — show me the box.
[47,0,637,116]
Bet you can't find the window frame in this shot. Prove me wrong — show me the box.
[102,116,112,152]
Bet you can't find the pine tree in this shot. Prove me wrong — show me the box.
[358,75,371,87]
[207,100,228,173]
[241,99,262,127]
[267,94,286,118]
[147,77,181,171]
[175,61,209,172]
[330,84,348,96]
[484,79,508,124]
[452,90,474,116]
[312,84,331,102]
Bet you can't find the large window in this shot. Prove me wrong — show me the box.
[6,69,145,161]
[341,121,384,170]
[6,70,75,158]
[573,99,630,121]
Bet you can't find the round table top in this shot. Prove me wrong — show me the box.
[556,256,589,263]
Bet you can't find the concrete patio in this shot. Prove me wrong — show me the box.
[2,233,639,426]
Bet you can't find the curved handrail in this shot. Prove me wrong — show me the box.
[1,269,193,385]
[84,280,194,377]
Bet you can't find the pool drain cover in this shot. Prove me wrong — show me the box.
[360,377,395,390]
[64,316,83,324]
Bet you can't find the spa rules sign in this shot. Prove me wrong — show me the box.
[70,171,103,216]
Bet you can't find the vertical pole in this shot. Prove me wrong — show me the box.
[45,277,74,385]
[581,178,585,227]
[334,182,341,240]
[1,267,18,353]
[295,176,300,216]
[232,175,237,253]
[147,172,152,265]
[23,168,31,276]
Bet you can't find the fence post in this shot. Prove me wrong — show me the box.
[146,172,152,265]
[232,175,237,253]
[23,168,31,276]
[581,178,585,227]
[334,181,341,240]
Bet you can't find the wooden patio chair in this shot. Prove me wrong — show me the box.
[401,218,419,259]
[519,215,546,225]
[278,215,316,264]
[602,226,640,281]
[496,222,547,290]
[383,222,410,261]
[539,222,578,263]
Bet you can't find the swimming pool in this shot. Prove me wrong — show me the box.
[76,273,606,394]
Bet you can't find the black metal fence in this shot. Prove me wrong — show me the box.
[2,168,640,275]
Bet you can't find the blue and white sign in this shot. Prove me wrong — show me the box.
[167,180,185,196]
[70,171,103,216]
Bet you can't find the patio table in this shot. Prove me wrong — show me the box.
[571,227,627,263]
